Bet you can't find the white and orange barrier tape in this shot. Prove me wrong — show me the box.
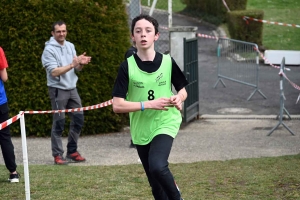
[254,48,283,70]
[253,48,300,94]
[255,47,300,101]
[159,26,169,30]
[197,33,220,40]
[280,72,300,104]
[24,99,113,114]
[243,16,300,28]
[0,112,24,130]
[0,99,113,130]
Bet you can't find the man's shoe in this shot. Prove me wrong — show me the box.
[66,152,86,162]
[8,172,20,183]
[54,155,69,165]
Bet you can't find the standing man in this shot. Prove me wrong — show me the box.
[41,21,91,165]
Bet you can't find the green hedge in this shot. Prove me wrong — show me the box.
[180,0,248,25]
[227,10,264,46]
[0,0,130,136]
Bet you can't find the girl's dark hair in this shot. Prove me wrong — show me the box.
[52,21,66,32]
[131,14,159,35]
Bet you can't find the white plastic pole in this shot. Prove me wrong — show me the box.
[139,0,142,14]
[168,0,172,28]
[149,0,157,16]
[20,112,31,200]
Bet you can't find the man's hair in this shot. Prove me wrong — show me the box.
[52,21,66,32]
[131,14,159,35]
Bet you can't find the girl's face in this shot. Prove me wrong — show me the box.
[132,19,159,50]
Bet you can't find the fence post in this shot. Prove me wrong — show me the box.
[168,0,172,28]
[149,0,157,16]
[213,38,267,100]
[214,40,226,88]
[129,0,141,20]
[267,57,295,136]
[20,112,31,200]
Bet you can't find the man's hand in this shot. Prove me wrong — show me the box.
[77,52,91,65]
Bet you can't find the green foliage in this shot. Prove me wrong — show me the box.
[227,10,264,46]
[0,0,130,136]
[180,0,248,25]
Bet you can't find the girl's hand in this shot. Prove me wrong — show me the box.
[170,94,183,111]
[148,97,172,111]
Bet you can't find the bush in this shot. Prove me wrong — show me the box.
[227,10,264,46]
[180,0,248,25]
[0,0,130,136]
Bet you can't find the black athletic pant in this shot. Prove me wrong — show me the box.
[136,134,181,200]
[0,103,17,173]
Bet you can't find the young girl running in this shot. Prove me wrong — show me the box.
[112,14,188,200]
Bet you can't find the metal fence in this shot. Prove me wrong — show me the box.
[127,0,172,53]
[214,38,267,101]
[183,37,199,123]
[268,57,295,136]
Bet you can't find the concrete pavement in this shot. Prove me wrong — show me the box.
[6,118,300,166]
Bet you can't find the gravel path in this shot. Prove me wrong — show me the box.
[3,119,299,166]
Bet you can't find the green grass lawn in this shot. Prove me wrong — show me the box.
[247,0,300,50]
[1,154,300,199]
[141,0,300,50]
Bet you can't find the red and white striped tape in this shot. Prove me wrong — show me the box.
[254,47,292,72]
[0,112,24,130]
[253,48,300,96]
[243,16,300,28]
[24,99,113,114]
[254,48,281,70]
[280,72,300,104]
[197,33,219,40]
[0,99,113,130]
[281,72,300,90]
[159,26,169,30]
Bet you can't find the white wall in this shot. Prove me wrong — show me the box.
[169,26,198,71]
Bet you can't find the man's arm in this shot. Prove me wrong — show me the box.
[51,60,77,77]
[51,53,91,77]
[73,52,91,71]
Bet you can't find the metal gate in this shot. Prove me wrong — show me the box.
[183,37,199,123]
[214,38,267,101]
